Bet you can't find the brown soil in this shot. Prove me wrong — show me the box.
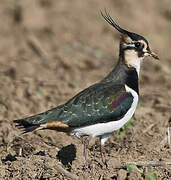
[0,0,171,179]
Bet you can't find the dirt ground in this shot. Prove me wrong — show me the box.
[0,0,170,179]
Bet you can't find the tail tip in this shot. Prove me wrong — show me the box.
[14,119,40,134]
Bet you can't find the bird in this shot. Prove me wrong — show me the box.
[14,11,159,166]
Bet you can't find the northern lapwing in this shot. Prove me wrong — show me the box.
[14,11,159,165]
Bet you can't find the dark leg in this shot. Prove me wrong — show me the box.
[100,134,110,167]
[83,136,91,160]
[100,144,107,166]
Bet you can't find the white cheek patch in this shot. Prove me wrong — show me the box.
[127,44,135,48]
[124,50,143,75]
[124,39,148,75]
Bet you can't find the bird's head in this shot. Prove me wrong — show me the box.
[101,11,159,73]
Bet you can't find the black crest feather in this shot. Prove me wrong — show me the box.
[101,10,148,43]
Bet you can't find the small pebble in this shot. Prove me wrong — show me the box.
[117,169,127,180]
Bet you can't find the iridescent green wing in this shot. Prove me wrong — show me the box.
[59,82,134,127]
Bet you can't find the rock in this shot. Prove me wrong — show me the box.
[117,169,127,180]
[128,168,143,180]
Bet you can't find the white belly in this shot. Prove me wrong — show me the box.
[70,85,138,138]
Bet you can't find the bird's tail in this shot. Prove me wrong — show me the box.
[14,108,71,134]
[13,109,54,134]
[14,117,43,134]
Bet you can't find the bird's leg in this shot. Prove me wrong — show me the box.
[100,144,107,166]
[100,134,110,167]
[83,136,91,160]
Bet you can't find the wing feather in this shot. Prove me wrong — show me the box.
[59,83,134,127]
[14,82,134,130]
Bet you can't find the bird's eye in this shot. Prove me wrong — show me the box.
[135,42,141,48]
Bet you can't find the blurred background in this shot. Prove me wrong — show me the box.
[0,0,170,179]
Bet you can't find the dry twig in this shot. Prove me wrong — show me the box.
[142,123,154,134]
[26,34,50,66]
[43,157,78,180]
[55,163,79,180]
[125,161,171,167]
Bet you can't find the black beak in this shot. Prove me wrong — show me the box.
[148,51,159,60]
